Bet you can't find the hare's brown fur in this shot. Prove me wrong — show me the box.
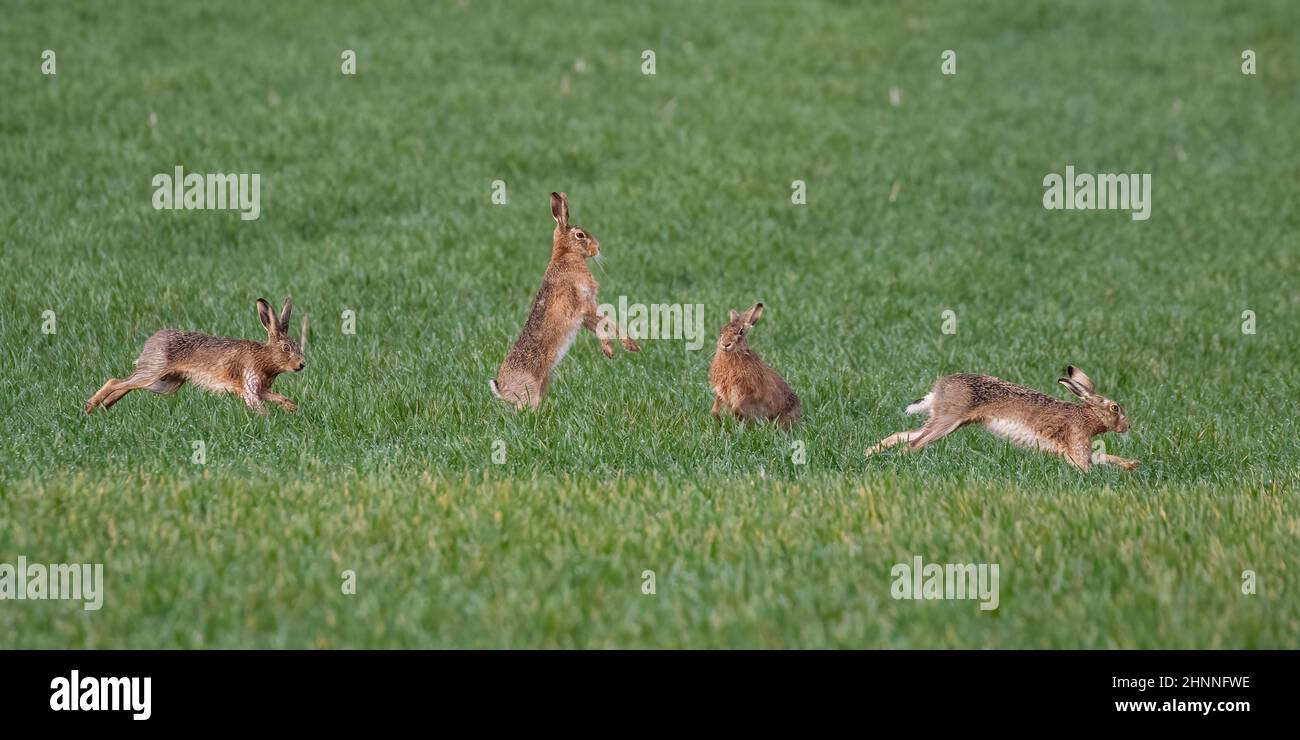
[866,367,1136,471]
[709,303,801,428]
[85,298,307,415]
[490,192,638,409]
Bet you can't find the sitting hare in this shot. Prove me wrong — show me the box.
[86,297,307,415]
[709,302,801,428]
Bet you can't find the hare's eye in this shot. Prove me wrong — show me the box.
[575,230,586,240]
[1110,403,1119,412]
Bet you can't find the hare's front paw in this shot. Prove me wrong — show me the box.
[623,337,641,352]
[601,340,615,358]
[281,399,298,413]
[1117,457,1139,471]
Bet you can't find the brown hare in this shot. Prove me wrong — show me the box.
[709,302,801,428]
[86,298,307,415]
[490,192,639,409]
[866,366,1137,471]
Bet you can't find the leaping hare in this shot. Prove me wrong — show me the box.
[86,297,308,415]
[490,192,639,409]
[866,366,1137,471]
[709,302,801,428]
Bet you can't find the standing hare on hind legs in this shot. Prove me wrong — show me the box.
[86,297,308,415]
[490,192,639,409]
[866,366,1137,471]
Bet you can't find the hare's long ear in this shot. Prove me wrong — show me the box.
[1066,366,1095,394]
[257,298,278,336]
[300,314,309,353]
[278,297,293,334]
[1058,375,1091,400]
[551,192,569,228]
[728,309,739,322]
[742,302,764,326]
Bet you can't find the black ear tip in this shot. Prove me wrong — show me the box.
[755,302,764,309]
[1066,365,1078,374]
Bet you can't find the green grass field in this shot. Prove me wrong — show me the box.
[1,0,1297,648]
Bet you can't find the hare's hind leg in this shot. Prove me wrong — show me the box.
[907,417,963,451]
[866,428,924,457]
[85,378,125,413]
[772,408,798,429]
[87,338,175,413]
[146,375,184,395]
[530,375,550,407]
[100,381,145,409]
[494,372,543,410]
[90,379,142,411]
[100,368,172,409]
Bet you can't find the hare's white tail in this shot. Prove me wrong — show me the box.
[489,378,503,399]
[905,392,934,415]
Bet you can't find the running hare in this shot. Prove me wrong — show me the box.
[86,298,307,415]
[866,366,1136,471]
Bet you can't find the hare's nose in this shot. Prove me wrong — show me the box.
[297,362,306,371]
